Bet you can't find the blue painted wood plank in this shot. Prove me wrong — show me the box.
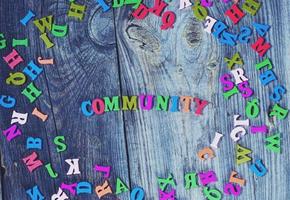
[113,0,290,199]
[0,0,289,199]
[0,0,129,199]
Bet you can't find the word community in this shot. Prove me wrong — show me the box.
[81,95,209,116]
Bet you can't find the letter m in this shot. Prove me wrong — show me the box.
[265,133,281,153]
[122,96,137,110]
[104,96,120,111]
[23,152,43,172]
[236,144,252,165]
[251,37,271,57]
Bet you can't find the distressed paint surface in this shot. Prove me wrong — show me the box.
[0,0,289,199]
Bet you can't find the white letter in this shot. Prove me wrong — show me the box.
[179,0,192,9]
[210,132,223,149]
[65,159,80,175]
[230,127,246,142]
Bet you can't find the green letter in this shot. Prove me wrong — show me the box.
[115,178,129,194]
[122,96,137,111]
[104,96,120,112]
[265,133,281,153]
[156,95,169,111]
[54,136,67,153]
[184,172,198,189]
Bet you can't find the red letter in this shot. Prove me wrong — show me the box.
[251,37,271,57]
[225,4,245,24]
[22,152,43,172]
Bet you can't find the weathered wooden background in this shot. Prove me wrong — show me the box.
[0,0,289,199]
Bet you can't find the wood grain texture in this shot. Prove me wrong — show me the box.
[0,0,128,199]
[113,0,290,199]
[0,0,289,199]
[0,155,2,200]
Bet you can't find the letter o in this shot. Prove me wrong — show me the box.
[130,187,145,200]
[92,98,105,115]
